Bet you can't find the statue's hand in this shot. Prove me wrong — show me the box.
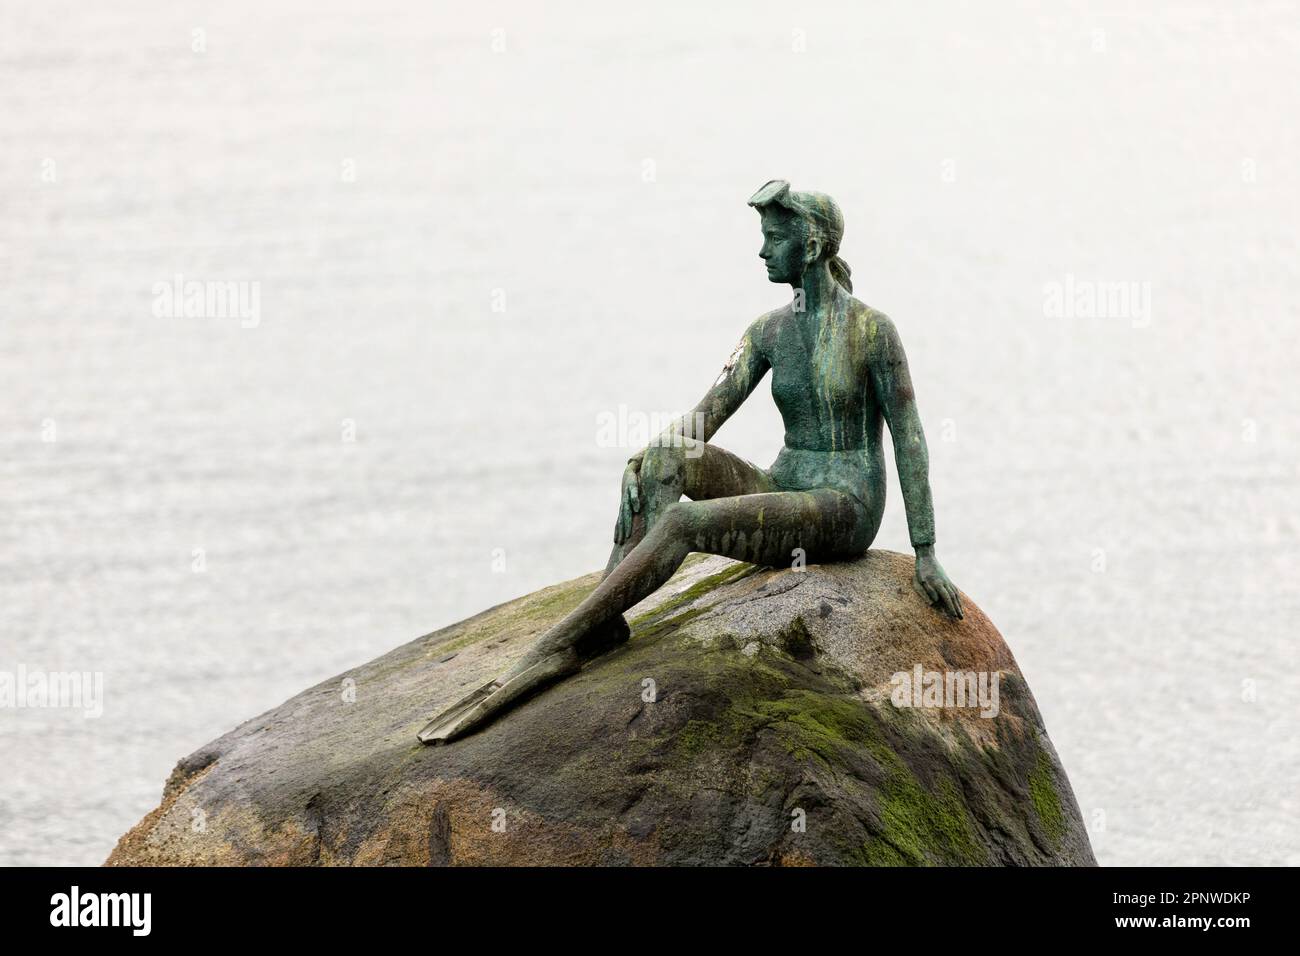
[614,454,644,545]
[914,551,964,620]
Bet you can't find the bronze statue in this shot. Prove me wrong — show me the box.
[419,180,962,744]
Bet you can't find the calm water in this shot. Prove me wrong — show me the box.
[2,1,1298,866]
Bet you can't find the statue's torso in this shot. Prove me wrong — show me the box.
[756,297,888,510]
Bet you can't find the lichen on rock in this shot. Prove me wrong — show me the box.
[107,551,1096,866]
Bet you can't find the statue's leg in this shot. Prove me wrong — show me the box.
[543,487,871,666]
[602,442,779,577]
[419,486,873,743]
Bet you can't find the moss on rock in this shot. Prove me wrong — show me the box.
[1029,747,1066,845]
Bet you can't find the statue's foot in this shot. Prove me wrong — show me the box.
[417,614,630,745]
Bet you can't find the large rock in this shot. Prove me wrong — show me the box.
[107,551,1096,866]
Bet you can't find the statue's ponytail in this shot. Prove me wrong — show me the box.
[829,254,853,293]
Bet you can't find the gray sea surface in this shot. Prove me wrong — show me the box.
[2,0,1298,865]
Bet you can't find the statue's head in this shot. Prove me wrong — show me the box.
[748,180,852,292]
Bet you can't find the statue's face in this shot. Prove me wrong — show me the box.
[758,208,807,285]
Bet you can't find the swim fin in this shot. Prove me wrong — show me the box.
[417,647,581,744]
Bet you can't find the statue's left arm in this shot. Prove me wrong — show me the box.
[662,316,772,446]
[614,317,771,545]
[869,315,963,620]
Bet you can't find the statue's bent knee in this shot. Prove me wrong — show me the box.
[640,444,688,490]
